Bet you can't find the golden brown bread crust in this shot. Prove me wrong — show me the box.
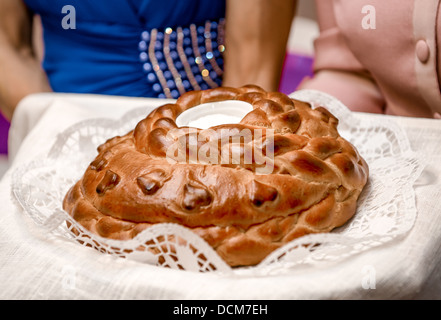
[62,85,369,267]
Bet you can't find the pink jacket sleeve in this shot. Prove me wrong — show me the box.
[298,0,386,114]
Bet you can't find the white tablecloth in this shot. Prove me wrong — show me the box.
[1,92,440,300]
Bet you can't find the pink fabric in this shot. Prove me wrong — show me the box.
[300,0,441,118]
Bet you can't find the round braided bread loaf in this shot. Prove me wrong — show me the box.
[63,85,369,267]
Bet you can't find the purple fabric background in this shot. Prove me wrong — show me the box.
[0,53,313,155]
[279,52,314,95]
[0,113,9,155]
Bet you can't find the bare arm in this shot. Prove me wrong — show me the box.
[0,0,51,120]
[222,0,296,92]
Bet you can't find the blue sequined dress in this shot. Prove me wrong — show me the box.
[24,0,226,99]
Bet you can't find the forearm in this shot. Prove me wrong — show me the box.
[299,70,385,114]
[0,0,51,121]
[222,0,296,91]
[0,44,51,120]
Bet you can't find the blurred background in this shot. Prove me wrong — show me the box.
[0,0,318,178]
[280,0,317,94]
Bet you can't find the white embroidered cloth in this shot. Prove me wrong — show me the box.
[1,91,439,299]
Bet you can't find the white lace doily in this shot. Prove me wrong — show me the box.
[11,90,425,275]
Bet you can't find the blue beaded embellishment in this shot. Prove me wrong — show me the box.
[139,19,225,99]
